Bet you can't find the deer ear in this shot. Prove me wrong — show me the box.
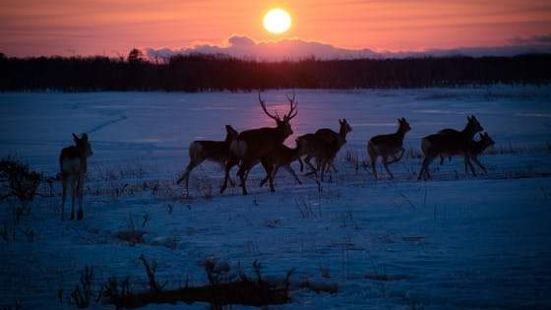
[226,125,237,136]
[82,133,88,141]
[72,133,79,141]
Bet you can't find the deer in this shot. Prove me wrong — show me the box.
[437,121,479,164]
[439,132,495,174]
[418,115,483,180]
[220,92,298,195]
[59,133,93,220]
[367,117,411,179]
[295,133,336,181]
[258,143,303,192]
[176,125,239,192]
[300,119,352,180]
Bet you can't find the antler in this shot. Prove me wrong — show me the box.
[258,92,279,121]
[284,90,298,120]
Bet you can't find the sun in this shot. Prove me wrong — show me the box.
[263,8,292,34]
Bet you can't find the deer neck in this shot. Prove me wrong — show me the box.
[338,128,349,145]
[394,127,406,142]
[275,127,291,144]
[339,127,347,138]
[461,123,477,139]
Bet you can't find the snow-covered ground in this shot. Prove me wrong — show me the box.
[1,86,550,309]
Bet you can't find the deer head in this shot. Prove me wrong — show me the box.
[479,132,495,148]
[224,125,239,143]
[338,119,352,137]
[466,115,483,135]
[72,133,93,157]
[258,91,298,138]
[398,117,411,133]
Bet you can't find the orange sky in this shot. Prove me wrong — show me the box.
[1,0,550,57]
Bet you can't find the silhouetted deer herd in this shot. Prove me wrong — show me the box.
[59,92,495,220]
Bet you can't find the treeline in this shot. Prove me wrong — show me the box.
[0,51,550,91]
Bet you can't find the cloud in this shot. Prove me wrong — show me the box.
[509,34,551,45]
[146,35,551,61]
[146,35,380,61]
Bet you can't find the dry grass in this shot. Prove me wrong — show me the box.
[99,257,336,308]
[114,213,147,246]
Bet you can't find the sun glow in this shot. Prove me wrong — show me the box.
[263,8,292,34]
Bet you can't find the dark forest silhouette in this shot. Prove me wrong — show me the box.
[0,50,549,91]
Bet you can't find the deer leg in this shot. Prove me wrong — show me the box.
[298,156,304,172]
[439,155,445,165]
[304,155,312,169]
[285,165,302,185]
[386,148,405,165]
[392,148,405,162]
[259,176,269,187]
[382,156,394,179]
[326,156,338,173]
[306,159,317,173]
[177,160,200,193]
[237,161,253,195]
[220,158,237,194]
[176,161,195,184]
[464,156,477,176]
[472,156,487,174]
[319,159,327,182]
[268,166,280,192]
[259,160,272,187]
[370,154,378,179]
[425,156,436,179]
[70,179,76,220]
[77,176,84,220]
[61,177,67,221]
[418,157,433,180]
[417,160,425,180]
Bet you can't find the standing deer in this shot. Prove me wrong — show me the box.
[367,118,411,179]
[300,119,352,180]
[177,125,239,192]
[59,133,93,220]
[258,143,302,192]
[220,92,298,195]
[418,115,483,180]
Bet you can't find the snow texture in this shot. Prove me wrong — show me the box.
[1,86,550,309]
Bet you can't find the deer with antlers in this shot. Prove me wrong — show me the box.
[418,115,483,180]
[220,92,298,195]
[298,119,352,181]
[59,133,93,220]
[367,118,411,179]
[177,125,239,192]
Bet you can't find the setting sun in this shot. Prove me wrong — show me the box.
[263,8,292,34]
